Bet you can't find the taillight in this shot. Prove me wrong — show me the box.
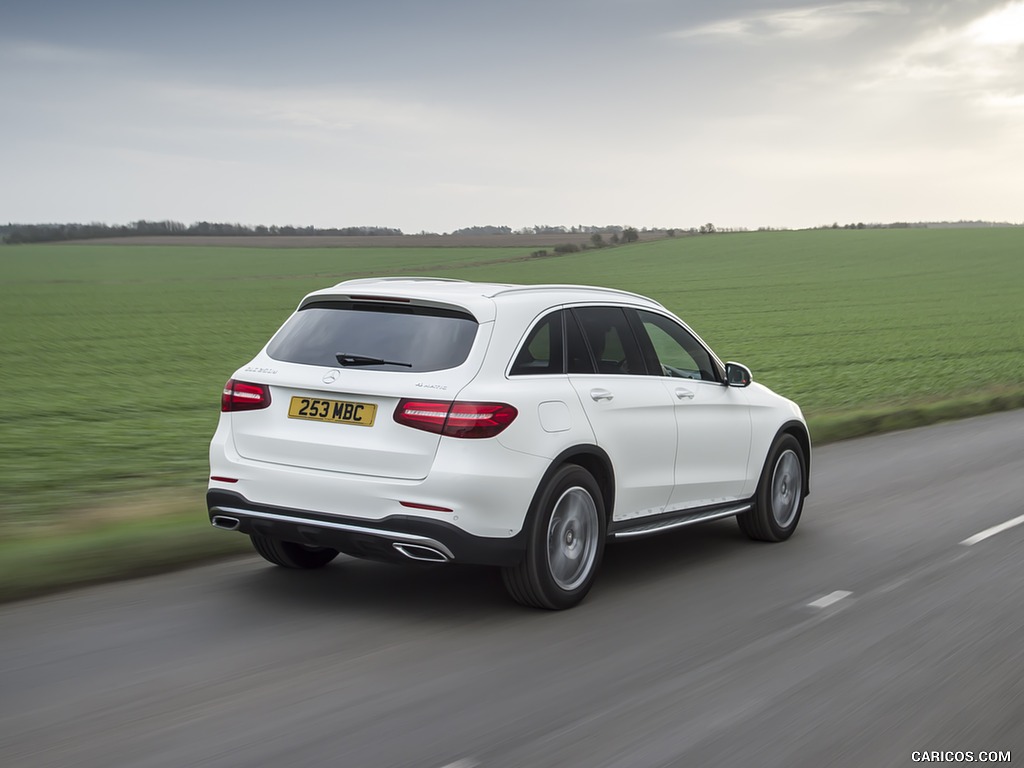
[394,399,518,438]
[221,379,272,412]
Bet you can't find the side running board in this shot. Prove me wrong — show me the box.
[611,503,752,540]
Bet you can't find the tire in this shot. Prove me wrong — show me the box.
[250,533,339,569]
[502,464,606,610]
[737,433,806,542]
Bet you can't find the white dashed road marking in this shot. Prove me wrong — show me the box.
[960,513,1024,546]
[807,590,852,609]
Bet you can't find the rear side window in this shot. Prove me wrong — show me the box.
[510,311,565,375]
[571,306,646,375]
[566,310,595,374]
[266,301,478,372]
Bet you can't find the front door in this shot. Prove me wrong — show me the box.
[633,310,753,510]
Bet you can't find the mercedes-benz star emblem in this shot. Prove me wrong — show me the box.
[322,369,341,384]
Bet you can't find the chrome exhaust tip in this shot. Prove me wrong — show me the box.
[211,515,241,531]
[393,543,450,563]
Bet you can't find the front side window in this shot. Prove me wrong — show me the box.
[266,301,478,372]
[636,310,718,382]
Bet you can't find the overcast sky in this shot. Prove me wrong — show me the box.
[1,0,1022,232]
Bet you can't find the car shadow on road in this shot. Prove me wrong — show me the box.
[601,519,751,583]
[234,556,518,620]
[226,519,755,617]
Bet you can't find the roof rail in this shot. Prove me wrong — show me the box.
[490,284,660,305]
[335,276,469,286]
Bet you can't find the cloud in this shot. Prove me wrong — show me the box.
[867,0,1024,112]
[669,2,906,41]
[0,39,125,66]
[966,0,1024,45]
[0,38,465,143]
[155,84,461,138]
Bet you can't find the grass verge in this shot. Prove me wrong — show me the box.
[807,389,1024,443]
[3,394,1021,605]
[0,490,250,604]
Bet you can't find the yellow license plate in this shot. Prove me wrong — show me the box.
[288,396,377,427]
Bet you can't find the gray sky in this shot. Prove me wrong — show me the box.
[1,0,1021,232]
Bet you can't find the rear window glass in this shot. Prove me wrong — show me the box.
[266,301,479,372]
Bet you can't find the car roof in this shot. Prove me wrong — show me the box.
[301,277,666,322]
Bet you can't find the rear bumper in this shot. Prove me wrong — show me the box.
[207,490,528,567]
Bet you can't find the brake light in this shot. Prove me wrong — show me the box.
[347,294,411,302]
[221,379,272,412]
[394,399,518,438]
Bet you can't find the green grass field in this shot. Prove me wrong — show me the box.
[2,229,1023,535]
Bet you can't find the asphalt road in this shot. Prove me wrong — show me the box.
[2,412,1023,768]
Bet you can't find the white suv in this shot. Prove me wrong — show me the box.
[208,277,810,609]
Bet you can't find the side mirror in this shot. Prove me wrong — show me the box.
[726,362,752,387]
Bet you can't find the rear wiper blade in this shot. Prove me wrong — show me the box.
[336,353,412,368]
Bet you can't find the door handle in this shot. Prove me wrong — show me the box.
[675,388,695,400]
[590,388,614,402]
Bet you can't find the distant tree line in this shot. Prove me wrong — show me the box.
[0,220,403,244]
[8,218,1010,246]
[813,220,1020,231]
[449,225,513,236]
[450,224,645,236]
[530,227,642,257]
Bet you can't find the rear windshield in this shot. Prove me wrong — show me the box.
[266,301,479,372]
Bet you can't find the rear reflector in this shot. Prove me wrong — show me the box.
[399,500,454,512]
[210,476,239,483]
[394,399,518,438]
[221,379,272,412]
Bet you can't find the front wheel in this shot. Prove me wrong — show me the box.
[737,434,806,542]
[250,533,339,569]
[502,465,606,610]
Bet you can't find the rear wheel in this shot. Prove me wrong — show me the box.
[737,433,806,542]
[502,465,606,610]
[250,533,339,569]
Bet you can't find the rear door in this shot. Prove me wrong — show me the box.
[566,306,677,521]
[229,299,484,480]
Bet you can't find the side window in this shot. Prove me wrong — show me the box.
[510,311,564,375]
[636,310,719,382]
[572,306,647,375]
[566,310,595,374]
